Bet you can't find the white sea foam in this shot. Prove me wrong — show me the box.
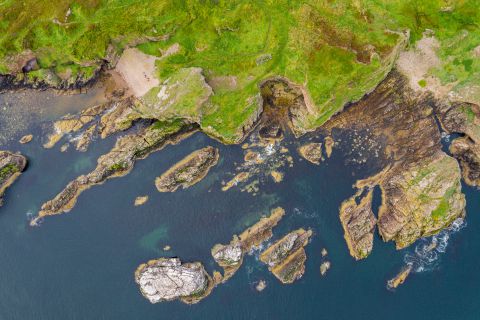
[293,207,319,220]
[403,218,466,273]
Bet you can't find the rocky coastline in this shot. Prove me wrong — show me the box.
[0,151,27,207]
[325,71,466,255]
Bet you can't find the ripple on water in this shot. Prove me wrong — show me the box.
[404,218,466,273]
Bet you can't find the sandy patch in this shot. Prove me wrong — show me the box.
[115,48,159,97]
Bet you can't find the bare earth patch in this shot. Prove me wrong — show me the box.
[115,48,159,97]
[396,36,453,99]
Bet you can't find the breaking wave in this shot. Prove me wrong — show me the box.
[404,218,466,273]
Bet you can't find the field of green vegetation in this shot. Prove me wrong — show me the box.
[1,0,479,141]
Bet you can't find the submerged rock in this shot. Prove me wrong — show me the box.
[155,146,219,192]
[339,189,376,260]
[221,172,250,191]
[134,257,213,304]
[259,228,312,284]
[0,151,27,206]
[211,207,285,281]
[298,142,322,165]
[34,121,195,224]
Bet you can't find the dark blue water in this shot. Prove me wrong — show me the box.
[0,93,479,320]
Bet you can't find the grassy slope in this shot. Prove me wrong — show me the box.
[1,0,479,141]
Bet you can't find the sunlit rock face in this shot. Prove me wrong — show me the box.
[0,151,27,207]
[325,71,466,256]
[135,258,210,304]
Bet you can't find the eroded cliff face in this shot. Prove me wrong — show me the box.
[436,102,480,187]
[325,71,466,255]
[0,151,27,206]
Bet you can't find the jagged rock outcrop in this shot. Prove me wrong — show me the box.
[325,71,466,253]
[259,77,311,137]
[387,265,412,290]
[134,258,213,304]
[437,102,480,186]
[259,228,312,284]
[155,146,219,192]
[0,151,27,206]
[211,207,285,281]
[298,143,323,165]
[33,121,195,225]
[339,189,376,260]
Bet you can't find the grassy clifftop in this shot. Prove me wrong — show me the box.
[1,0,478,140]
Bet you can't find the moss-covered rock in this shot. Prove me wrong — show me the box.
[259,228,312,284]
[155,146,219,192]
[0,151,27,207]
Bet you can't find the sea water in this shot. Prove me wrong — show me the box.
[0,90,479,320]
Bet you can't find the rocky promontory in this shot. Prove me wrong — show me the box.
[259,228,312,284]
[0,151,27,207]
[339,189,376,260]
[437,102,480,187]
[325,71,466,256]
[155,146,219,192]
[134,257,213,304]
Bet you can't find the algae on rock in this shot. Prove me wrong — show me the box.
[155,146,219,192]
[0,151,27,207]
[259,228,312,284]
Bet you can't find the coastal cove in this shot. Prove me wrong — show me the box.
[0,88,480,319]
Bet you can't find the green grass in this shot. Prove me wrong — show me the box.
[1,0,479,141]
[0,163,19,181]
[431,186,457,220]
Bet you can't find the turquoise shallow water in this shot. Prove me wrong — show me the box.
[0,92,480,320]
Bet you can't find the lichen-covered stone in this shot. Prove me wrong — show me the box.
[134,258,212,304]
[155,146,219,192]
